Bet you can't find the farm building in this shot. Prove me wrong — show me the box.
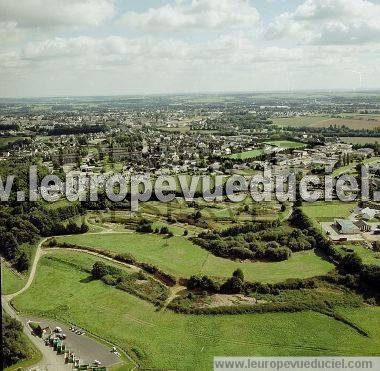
[354,220,371,232]
[335,219,360,235]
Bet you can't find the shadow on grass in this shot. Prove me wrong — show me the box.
[80,275,95,283]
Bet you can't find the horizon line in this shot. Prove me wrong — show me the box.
[1,88,380,101]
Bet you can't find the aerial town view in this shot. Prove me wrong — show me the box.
[1,1,380,371]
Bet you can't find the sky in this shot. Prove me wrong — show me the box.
[1,0,380,97]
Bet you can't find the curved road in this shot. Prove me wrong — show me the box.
[2,239,75,370]
[2,230,184,370]
[2,238,123,371]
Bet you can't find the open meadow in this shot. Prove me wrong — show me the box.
[55,232,334,283]
[11,251,380,370]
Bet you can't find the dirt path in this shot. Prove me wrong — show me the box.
[161,285,186,309]
[43,247,140,272]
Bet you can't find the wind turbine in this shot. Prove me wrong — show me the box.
[352,70,363,89]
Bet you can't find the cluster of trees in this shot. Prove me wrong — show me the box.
[44,124,107,136]
[135,219,173,236]
[291,207,380,298]
[287,124,380,139]
[0,123,20,131]
[338,253,380,297]
[335,152,354,169]
[187,269,318,296]
[192,220,314,262]
[136,219,154,233]
[92,261,124,281]
[2,314,32,369]
[0,203,87,272]
[91,261,169,304]
[187,269,246,294]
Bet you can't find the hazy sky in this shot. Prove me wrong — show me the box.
[1,0,380,97]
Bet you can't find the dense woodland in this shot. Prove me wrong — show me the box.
[2,314,33,369]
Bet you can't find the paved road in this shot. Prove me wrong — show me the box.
[2,239,121,371]
[2,297,72,371]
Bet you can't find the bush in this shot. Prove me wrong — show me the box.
[91,261,108,279]
[136,219,153,233]
[187,275,220,293]
[221,276,244,294]
[233,268,244,282]
[340,253,362,274]
[160,226,170,235]
[101,274,118,286]
[264,247,291,261]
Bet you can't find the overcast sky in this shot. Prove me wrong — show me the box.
[1,0,380,97]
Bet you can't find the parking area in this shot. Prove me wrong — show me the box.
[27,317,121,368]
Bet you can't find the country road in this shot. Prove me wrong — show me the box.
[2,239,75,371]
[1,237,123,371]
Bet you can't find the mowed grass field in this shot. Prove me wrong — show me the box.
[55,233,334,283]
[12,252,380,370]
[227,149,264,160]
[302,201,356,222]
[272,115,380,130]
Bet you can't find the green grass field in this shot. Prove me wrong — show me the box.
[12,252,380,370]
[265,140,306,149]
[1,263,27,294]
[55,232,334,283]
[339,244,380,267]
[227,149,264,160]
[302,201,356,222]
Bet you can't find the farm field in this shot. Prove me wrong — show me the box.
[55,232,334,283]
[272,115,380,130]
[227,149,263,160]
[302,201,356,222]
[272,116,329,127]
[12,252,380,370]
